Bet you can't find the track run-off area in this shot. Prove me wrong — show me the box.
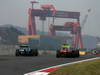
[0,54,100,75]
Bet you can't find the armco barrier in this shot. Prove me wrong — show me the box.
[0,45,16,55]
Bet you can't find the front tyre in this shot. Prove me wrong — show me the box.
[56,50,60,58]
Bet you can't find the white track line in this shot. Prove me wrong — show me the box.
[24,57,100,75]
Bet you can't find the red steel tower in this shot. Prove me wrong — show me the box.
[28,1,38,35]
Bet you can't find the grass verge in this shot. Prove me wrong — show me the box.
[49,58,100,75]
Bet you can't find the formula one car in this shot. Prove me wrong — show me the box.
[79,48,87,55]
[15,45,38,56]
[56,48,80,58]
[91,48,100,55]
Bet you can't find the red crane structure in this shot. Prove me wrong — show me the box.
[49,22,83,48]
[27,1,83,48]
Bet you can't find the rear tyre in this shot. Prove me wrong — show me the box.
[73,50,80,57]
[15,49,20,56]
[31,49,38,56]
[75,50,80,57]
[34,49,38,56]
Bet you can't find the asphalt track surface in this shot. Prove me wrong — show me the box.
[0,54,100,75]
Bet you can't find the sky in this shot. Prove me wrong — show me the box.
[0,0,100,37]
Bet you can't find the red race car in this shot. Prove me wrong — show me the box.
[56,48,80,58]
